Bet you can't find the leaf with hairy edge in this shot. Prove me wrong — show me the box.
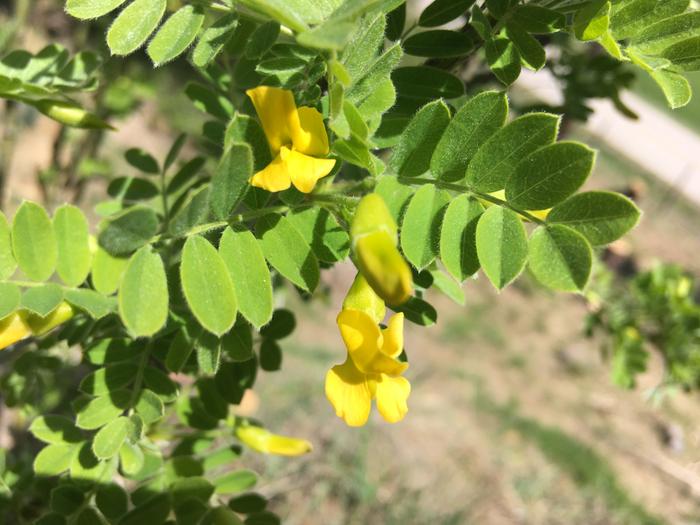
[287,208,350,263]
[219,228,272,329]
[0,212,16,280]
[181,236,238,336]
[389,100,450,178]
[400,185,450,270]
[440,195,484,281]
[375,176,414,222]
[99,206,158,256]
[574,0,611,41]
[419,0,476,27]
[66,0,128,19]
[611,0,689,40]
[210,143,253,221]
[547,191,641,245]
[33,444,76,476]
[403,30,474,58]
[192,13,239,68]
[12,201,57,281]
[76,390,130,430]
[256,215,319,292]
[648,69,692,108]
[506,142,595,211]
[505,22,546,71]
[467,113,560,193]
[106,0,167,56]
[631,12,700,54]
[21,284,64,317]
[476,206,528,290]
[485,38,522,86]
[118,247,168,337]
[529,225,593,292]
[91,246,128,295]
[148,5,205,66]
[0,283,20,319]
[431,91,508,182]
[92,417,129,459]
[54,204,91,287]
[65,289,116,319]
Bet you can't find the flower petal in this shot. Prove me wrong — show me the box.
[293,107,330,157]
[236,425,312,456]
[250,153,292,192]
[325,358,372,427]
[281,148,335,194]
[355,231,413,306]
[246,86,300,156]
[381,313,404,358]
[0,313,31,351]
[375,374,410,424]
[337,309,407,376]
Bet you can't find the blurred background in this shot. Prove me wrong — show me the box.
[2,1,700,524]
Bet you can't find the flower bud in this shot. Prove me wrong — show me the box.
[34,100,114,130]
[235,425,312,456]
[343,273,386,324]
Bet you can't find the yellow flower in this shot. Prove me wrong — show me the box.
[325,309,410,427]
[235,424,312,456]
[350,194,413,306]
[246,86,336,193]
[0,302,75,351]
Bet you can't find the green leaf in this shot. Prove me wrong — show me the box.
[95,483,128,520]
[297,21,355,51]
[0,212,16,280]
[256,215,319,292]
[66,0,128,19]
[400,185,450,269]
[33,444,76,476]
[53,204,91,287]
[346,43,403,105]
[574,0,611,41]
[431,91,508,181]
[166,325,200,372]
[245,21,280,59]
[547,191,641,245]
[403,30,473,58]
[12,201,57,281]
[79,363,138,395]
[215,360,257,405]
[181,236,238,336]
[85,338,141,365]
[506,142,596,210]
[632,11,700,54]
[286,207,350,263]
[185,82,234,120]
[118,442,145,477]
[50,485,85,515]
[99,206,158,256]
[169,185,211,237]
[222,320,254,361]
[119,494,171,525]
[341,14,386,82]
[466,113,560,192]
[440,195,484,281]
[106,0,167,55]
[476,206,528,289]
[392,66,464,113]
[196,332,222,375]
[92,417,129,459]
[91,246,128,295]
[143,366,178,402]
[511,5,565,34]
[393,297,437,326]
[225,113,272,171]
[528,225,593,292]
[76,390,130,430]
[0,282,21,319]
[148,5,205,66]
[389,100,450,178]
[125,148,159,174]
[21,284,63,317]
[611,0,688,40]
[505,22,546,70]
[259,339,282,371]
[431,270,465,305]
[419,0,476,27]
[29,415,82,444]
[210,143,253,220]
[118,247,169,337]
[70,442,114,482]
[192,13,239,68]
[485,37,522,86]
[134,389,164,424]
[214,470,258,494]
[375,176,414,223]
[64,289,116,319]
[662,37,700,71]
[259,309,295,339]
[648,69,692,108]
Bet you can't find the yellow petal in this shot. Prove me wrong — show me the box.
[281,147,335,194]
[246,86,301,156]
[375,374,410,424]
[325,358,372,427]
[381,313,404,358]
[0,312,31,350]
[343,273,386,325]
[26,302,75,336]
[355,231,413,306]
[235,425,312,456]
[250,153,292,192]
[292,107,330,157]
[337,309,407,376]
[350,193,398,241]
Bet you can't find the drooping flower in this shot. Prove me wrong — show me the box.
[325,309,410,427]
[350,194,412,306]
[246,86,336,193]
[235,424,312,456]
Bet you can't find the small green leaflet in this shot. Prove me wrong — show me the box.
[440,195,484,282]
[53,204,91,287]
[0,211,16,280]
[106,0,167,56]
[66,0,128,19]
[12,201,57,281]
[400,185,450,270]
[476,206,528,290]
[148,5,205,66]
[528,225,593,292]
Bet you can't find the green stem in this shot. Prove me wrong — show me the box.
[128,341,153,412]
[399,177,546,224]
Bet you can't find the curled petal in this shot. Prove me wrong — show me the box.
[281,148,335,194]
[246,86,300,156]
[0,313,31,351]
[250,153,292,192]
[293,107,330,157]
[236,425,312,456]
[325,358,372,427]
[343,273,386,325]
[375,374,410,424]
[381,313,404,359]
